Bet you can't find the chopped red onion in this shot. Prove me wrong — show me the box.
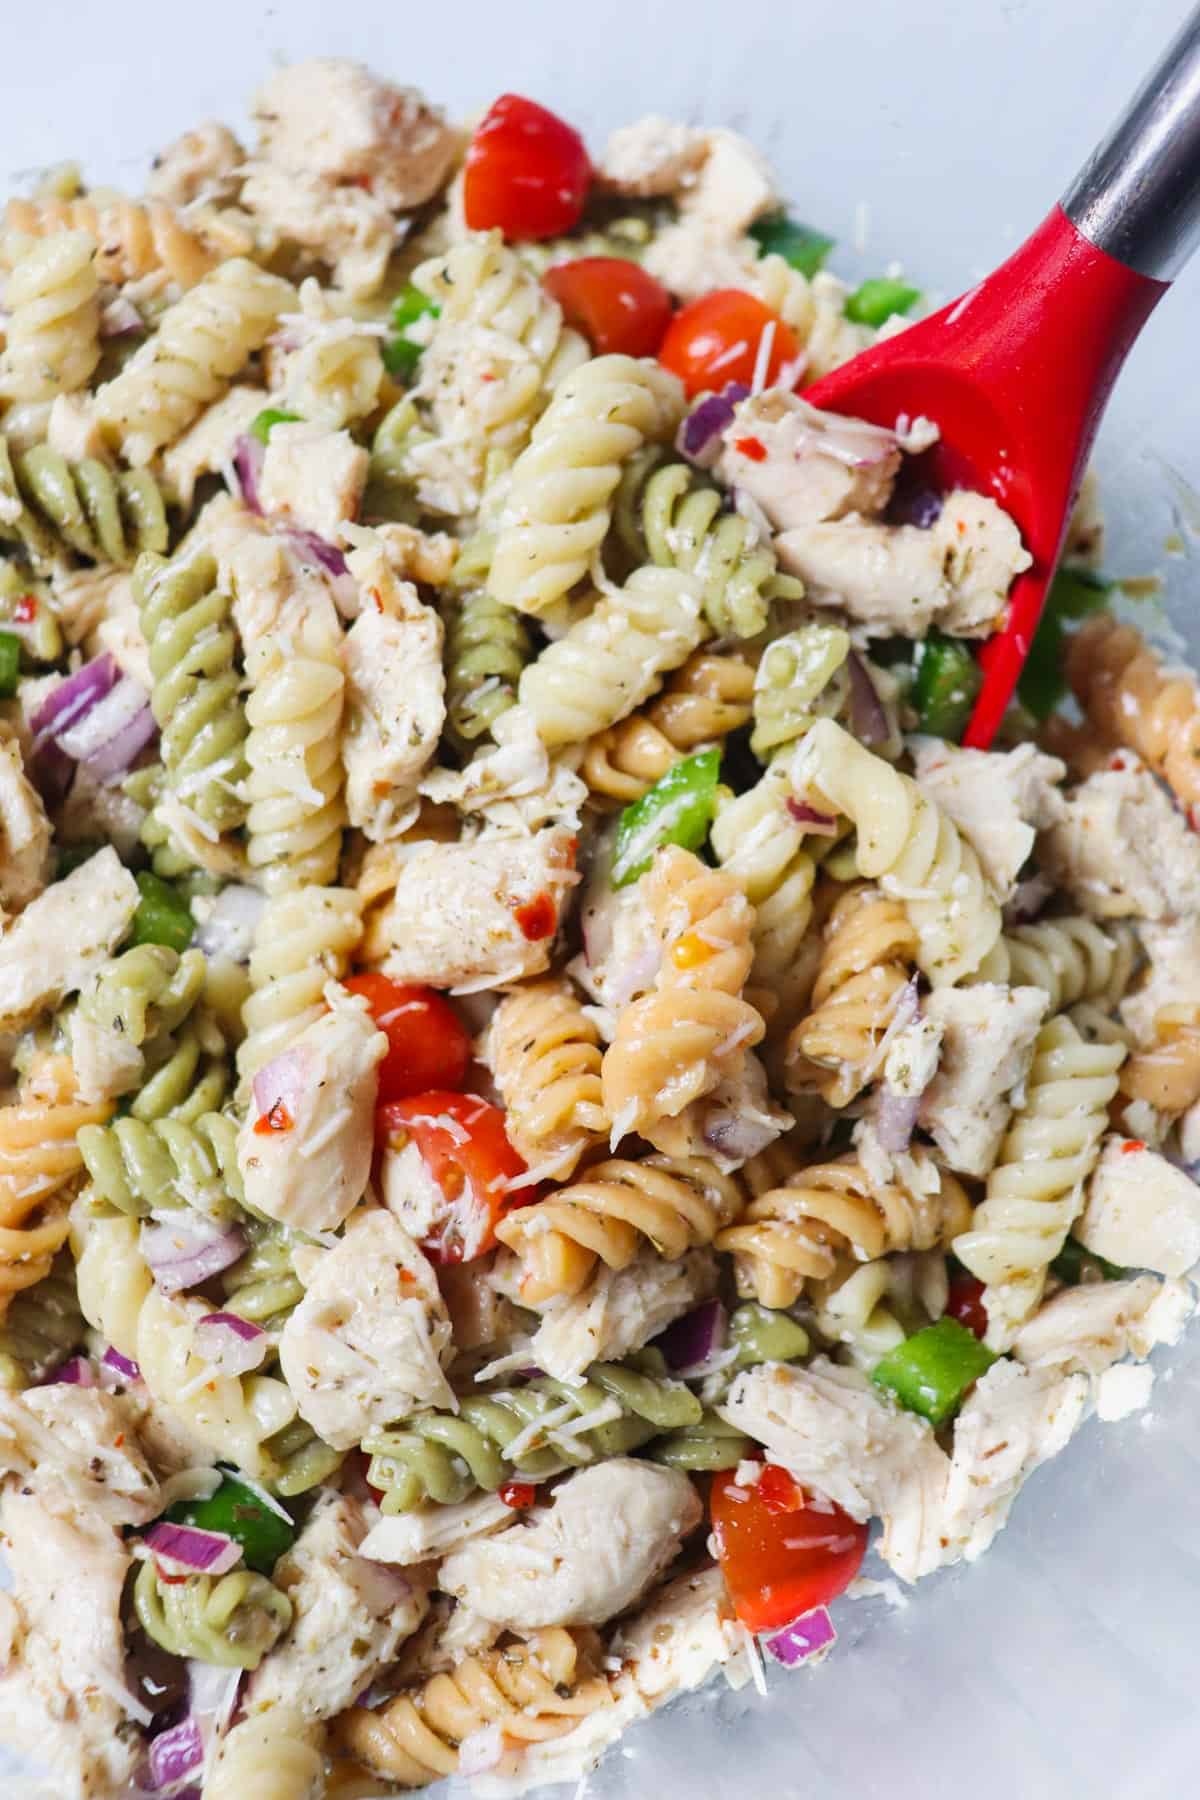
[1003,872,1055,927]
[141,1218,246,1294]
[654,1299,728,1374]
[251,1043,315,1125]
[102,1345,142,1382]
[30,654,118,753]
[147,1714,204,1790]
[874,1088,922,1152]
[100,294,145,340]
[284,526,348,579]
[764,1605,837,1667]
[144,1522,242,1577]
[231,433,264,513]
[42,1353,94,1387]
[58,675,156,783]
[191,885,264,965]
[677,383,750,468]
[194,1313,268,1376]
[704,1108,781,1166]
[786,797,839,833]
[845,652,890,748]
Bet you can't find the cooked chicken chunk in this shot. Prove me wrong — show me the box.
[0,732,50,915]
[0,1386,159,1527]
[920,984,1048,1177]
[1041,753,1200,920]
[257,420,368,542]
[716,392,900,531]
[160,384,264,510]
[1075,1136,1200,1277]
[0,846,138,1030]
[912,740,1065,900]
[523,1247,719,1383]
[1014,1274,1195,1374]
[204,494,343,649]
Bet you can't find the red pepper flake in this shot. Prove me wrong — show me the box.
[12,594,36,623]
[734,435,767,463]
[253,1100,294,1136]
[956,517,967,535]
[758,1464,805,1515]
[499,1480,538,1510]
[513,892,556,941]
[1121,1138,1146,1154]
[113,1433,125,1449]
[480,372,497,383]
[370,586,384,614]
[350,173,373,191]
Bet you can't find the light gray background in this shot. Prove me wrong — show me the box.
[4,3,1200,1796]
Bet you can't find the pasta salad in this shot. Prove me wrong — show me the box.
[0,56,1197,1800]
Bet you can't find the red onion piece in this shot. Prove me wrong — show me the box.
[194,1312,268,1375]
[251,1044,315,1125]
[59,675,157,783]
[30,653,118,752]
[845,651,889,748]
[42,1353,94,1386]
[144,1522,242,1577]
[764,1605,837,1667]
[654,1299,728,1374]
[141,1218,246,1294]
[874,1088,922,1152]
[147,1714,205,1790]
[786,797,839,833]
[102,1344,141,1382]
[231,433,264,514]
[677,383,750,468]
[285,526,348,578]
[191,885,264,965]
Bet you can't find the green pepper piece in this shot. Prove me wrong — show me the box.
[1018,565,1112,721]
[56,840,103,879]
[383,285,441,381]
[250,407,302,444]
[0,631,20,698]
[911,629,982,740]
[166,1473,295,1574]
[845,277,922,326]
[612,749,721,888]
[871,1318,997,1429]
[129,870,194,952]
[1050,1235,1127,1286]
[749,214,835,277]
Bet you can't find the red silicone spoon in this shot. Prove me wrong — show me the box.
[802,9,1200,749]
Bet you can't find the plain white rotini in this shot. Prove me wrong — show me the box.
[488,352,685,615]
[237,886,364,1090]
[94,256,295,463]
[750,253,874,379]
[984,916,1137,1012]
[69,1202,151,1364]
[952,1014,1126,1346]
[794,718,1002,986]
[203,1708,326,1800]
[709,761,824,986]
[518,564,707,746]
[0,228,100,402]
[244,626,347,893]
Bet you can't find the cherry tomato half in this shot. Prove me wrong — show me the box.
[464,94,592,241]
[377,1091,529,1264]
[344,975,471,1104]
[543,257,674,358]
[659,289,800,398]
[945,1271,989,1341]
[711,1466,868,1634]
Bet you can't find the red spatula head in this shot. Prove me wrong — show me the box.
[802,206,1166,747]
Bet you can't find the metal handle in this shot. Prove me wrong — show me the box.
[1063,4,1200,281]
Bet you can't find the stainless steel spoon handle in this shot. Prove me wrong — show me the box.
[1063,4,1200,281]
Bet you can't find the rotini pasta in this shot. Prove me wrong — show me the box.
[244,624,346,892]
[0,1253,83,1388]
[750,252,873,379]
[444,585,531,746]
[487,978,608,1179]
[647,1301,811,1470]
[204,1708,326,1800]
[78,943,206,1045]
[1067,614,1200,815]
[69,1202,151,1364]
[4,193,223,289]
[488,352,685,615]
[0,440,167,568]
[78,1107,242,1220]
[363,395,423,524]
[750,623,852,760]
[786,883,919,1105]
[581,646,755,806]
[133,1559,292,1668]
[708,760,828,990]
[237,886,363,1088]
[952,1015,1125,1343]
[985,915,1137,1011]
[0,229,100,402]
[0,1054,111,1320]
[221,1219,306,1325]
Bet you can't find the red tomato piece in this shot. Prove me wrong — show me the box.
[945,1271,989,1341]
[711,1467,868,1634]
[344,975,471,1105]
[659,289,800,398]
[377,1091,529,1264]
[543,258,674,357]
[464,94,592,241]
[498,1480,538,1510]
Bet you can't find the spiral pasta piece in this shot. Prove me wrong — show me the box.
[78,1108,243,1220]
[709,761,831,990]
[1118,1004,1200,1117]
[4,193,222,289]
[986,915,1137,1011]
[95,257,294,464]
[0,229,100,402]
[786,884,919,1105]
[205,1710,326,1800]
[750,623,852,760]
[581,647,755,806]
[79,943,205,1038]
[0,1254,83,1388]
[69,1205,151,1364]
[444,586,531,746]
[335,1628,610,1788]
[0,1055,112,1320]
[519,564,707,747]
[795,717,1002,985]
[127,1025,230,1124]
[496,1145,742,1303]
[488,978,607,1180]
[716,1149,971,1310]
[489,353,685,615]
[221,1220,305,1326]
[1067,613,1200,816]
[133,1560,292,1669]
[648,1302,811,1471]
[264,1416,345,1498]
[237,886,363,1087]
[750,252,873,378]
[601,847,764,1145]
[1,441,167,568]
[952,1014,1125,1343]
[136,545,249,841]
[244,626,346,892]
[364,1354,700,1511]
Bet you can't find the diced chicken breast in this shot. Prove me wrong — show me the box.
[439,1460,702,1630]
[370,827,579,991]
[0,1490,142,1800]
[777,489,1031,638]
[912,740,1066,900]
[920,984,1049,1177]
[719,1359,948,1582]
[67,1009,144,1104]
[716,392,900,530]
[1041,753,1200,920]
[257,420,368,543]
[1120,916,1200,1042]
[0,846,138,1029]
[525,1247,718,1383]
[570,865,660,1030]
[84,570,152,689]
[238,987,385,1232]
[0,1386,159,1527]
[419,704,585,838]
[370,520,458,587]
[1075,1136,1200,1277]
[160,384,265,510]
[279,1209,454,1449]
[611,1564,749,1705]
[242,162,399,298]
[597,116,710,198]
[0,733,50,913]
[249,1492,429,1719]
[1014,1273,1195,1375]
[204,493,342,649]
[147,119,246,206]
[648,1051,790,1173]
[361,1491,513,1567]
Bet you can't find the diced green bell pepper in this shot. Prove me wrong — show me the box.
[612,749,721,888]
[0,631,20,697]
[872,1318,997,1428]
[129,870,194,953]
[166,1473,295,1574]
[383,285,441,381]
[845,277,922,326]
[1018,565,1112,721]
[1050,1235,1126,1286]
[249,407,302,444]
[911,629,982,740]
[56,841,103,879]
[749,214,835,278]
